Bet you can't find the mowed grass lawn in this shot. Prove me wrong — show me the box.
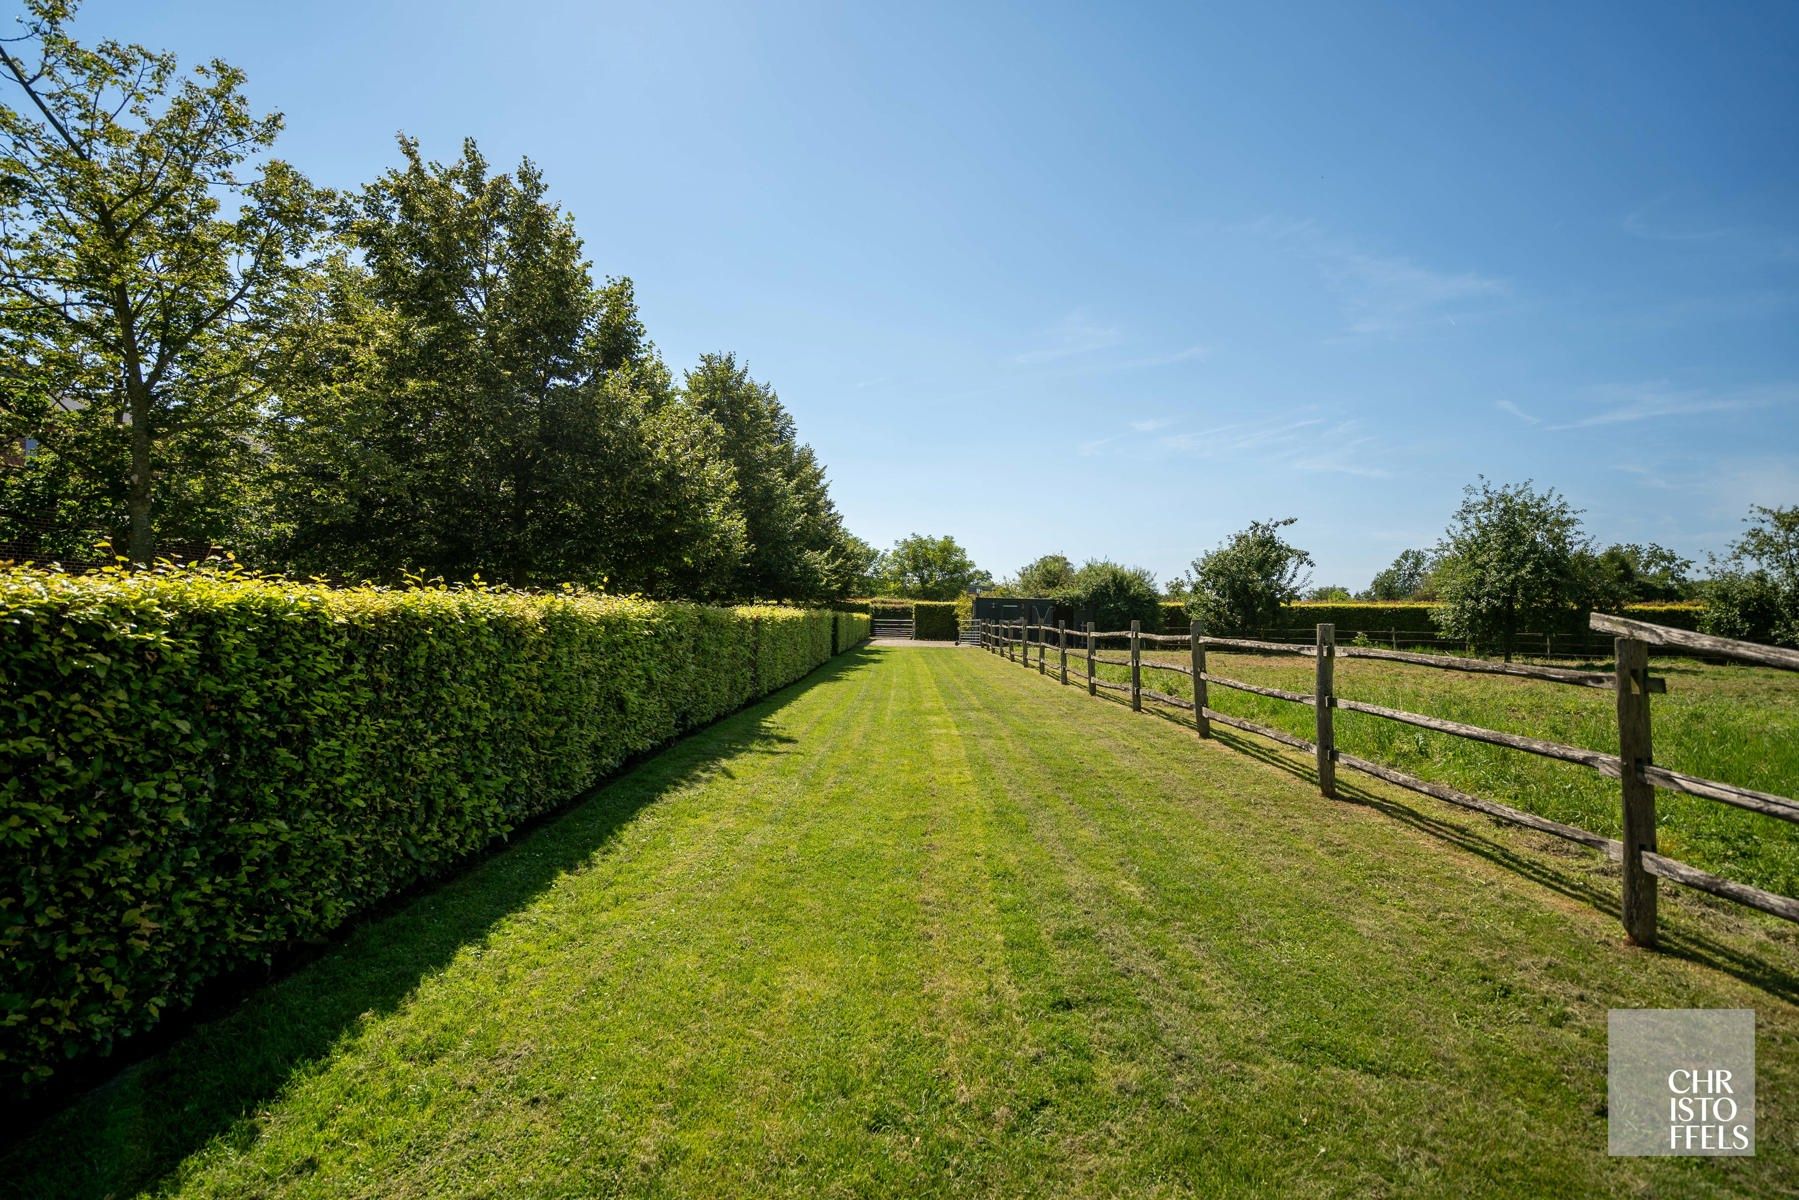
[7,647,1798,1199]
[1087,643,1799,896]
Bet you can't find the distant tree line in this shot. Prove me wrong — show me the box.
[0,3,864,600]
[988,487,1797,655]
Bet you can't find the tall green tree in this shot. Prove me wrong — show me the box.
[684,352,856,600]
[1063,560,1162,631]
[876,533,990,600]
[1013,553,1075,595]
[261,141,746,592]
[1362,548,1435,600]
[1701,505,1799,648]
[836,533,883,597]
[1184,517,1314,634]
[1432,479,1588,661]
[1587,542,1691,605]
[0,0,327,561]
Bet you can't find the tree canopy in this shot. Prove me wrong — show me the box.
[1062,560,1162,631]
[0,0,328,562]
[1184,518,1314,635]
[1013,553,1076,596]
[1701,505,1798,648]
[1431,479,1588,660]
[875,534,990,600]
[1362,549,1435,600]
[0,4,870,600]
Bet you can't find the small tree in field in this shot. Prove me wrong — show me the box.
[1184,517,1314,635]
[1701,505,1799,648]
[1432,479,1588,661]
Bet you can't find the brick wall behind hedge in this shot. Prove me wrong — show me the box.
[0,567,862,1092]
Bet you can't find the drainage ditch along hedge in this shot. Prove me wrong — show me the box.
[0,566,867,1092]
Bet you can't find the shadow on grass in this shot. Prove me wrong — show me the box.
[1007,664,1799,1006]
[1210,729,1799,1006]
[0,649,881,1200]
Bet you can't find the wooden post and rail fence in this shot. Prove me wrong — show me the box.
[978,611,1799,947]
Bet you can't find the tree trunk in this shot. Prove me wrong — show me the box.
[117,291,154,565]
[127,393,152,563]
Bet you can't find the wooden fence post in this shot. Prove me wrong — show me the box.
[1616,636,1658,947]
[1086,622,1096,696]
[1315,623,1336,798]
[1130,620,1142,712]
[1190,620,1209,738]
[1038,615,1047,674]
[1058,620,1068,685]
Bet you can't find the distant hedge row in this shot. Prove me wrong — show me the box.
[912,601,958,640]
[0,567,866,1091]
[843,599,959,640]
[1149,599,1706,635]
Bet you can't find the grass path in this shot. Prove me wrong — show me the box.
[5,647,1797,1198]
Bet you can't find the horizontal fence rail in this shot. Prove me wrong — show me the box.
[975,613,1799,945]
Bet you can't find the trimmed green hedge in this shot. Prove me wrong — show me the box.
[833,610,871,651]
[841,599,957,640]
[1285,601,1441,632]
[0,566,860,1091]
[912,601,958,640]
[1614,602,1706,632]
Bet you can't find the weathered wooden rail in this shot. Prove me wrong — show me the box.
[980,612,1799,944]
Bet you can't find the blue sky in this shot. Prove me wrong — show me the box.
[73,0,1799,589]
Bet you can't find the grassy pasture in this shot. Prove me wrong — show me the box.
[4,647,1796,1198]
[1074,642,1799,900]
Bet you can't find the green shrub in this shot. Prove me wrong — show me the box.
[912,601,958,640]
[0,565,860,1092]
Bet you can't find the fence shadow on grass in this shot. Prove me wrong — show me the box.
[1068,680,1799,1006]
[0,648,880,1200]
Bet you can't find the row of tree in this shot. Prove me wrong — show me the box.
[0,3,865,600]
[982,486,1797,654]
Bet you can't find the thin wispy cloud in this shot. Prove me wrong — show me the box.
[1117,344,1211,370]
[1014,316,1210,375]
[1621,209,1735,244]
[1496,400,1541,425]
[1291,423,1394,479]
[1239,216,1508,338]
[1544,382,1796,431]
[1128,417,1176,433]
[1013,310,1123,365]
[1156,415,1327,455]
[1623,206,1799,262]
